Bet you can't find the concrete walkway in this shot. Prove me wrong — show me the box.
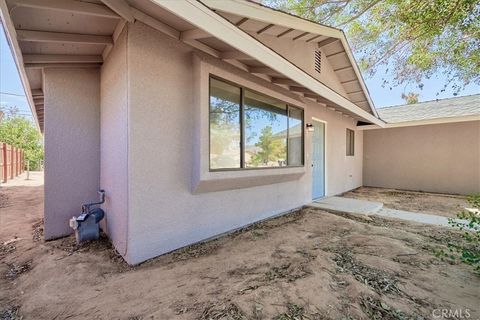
[309,196,457,227]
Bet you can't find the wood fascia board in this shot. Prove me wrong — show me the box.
[0,1,40,131]
[338,36,378,117]
[153,0,383,126]
[201,0,341,39]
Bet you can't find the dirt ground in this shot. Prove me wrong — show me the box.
[342,187,470,218]
[1,184,479,320]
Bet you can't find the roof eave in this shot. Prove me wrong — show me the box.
[358,114,480,130]
[154,0,384,126]
[201,0,378,117]
[0,1,41,132]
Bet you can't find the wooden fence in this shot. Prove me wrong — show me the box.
[1,143,25,183]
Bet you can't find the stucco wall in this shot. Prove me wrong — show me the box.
[123,22,362,264]
[306,100,363,196]
[43,68,100,239]
[100,27,129,255]
[363,121,480,195]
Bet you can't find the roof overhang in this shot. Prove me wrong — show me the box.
[358,114,480,130]
[1,0,385,130]
[0,0,40,131]
[153,0,384,126]
[202,0,379,118]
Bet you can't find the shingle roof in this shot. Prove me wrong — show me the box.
[376,94,480,123]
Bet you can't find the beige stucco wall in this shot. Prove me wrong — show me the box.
[123,22,363,264]
[100,27,129,255]
[43,68,101,239]
[306,100,363,195]
[363,121,480,195]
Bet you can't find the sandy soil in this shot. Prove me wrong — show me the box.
[1,185,479,320]
[342,187,469,218]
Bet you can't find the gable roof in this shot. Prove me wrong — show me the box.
[377,94,480,124]
[0,0,385,131]
[204,0,377,116]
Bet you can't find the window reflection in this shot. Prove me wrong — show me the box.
[244,90,288,167]
[209,78,241,169]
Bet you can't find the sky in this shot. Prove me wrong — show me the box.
[0,24,32,119]
[1,23,479,117]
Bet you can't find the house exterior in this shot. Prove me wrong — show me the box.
[364,95,480,195]
[1,0,478,265]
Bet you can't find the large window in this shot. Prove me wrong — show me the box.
[209,77,304,170]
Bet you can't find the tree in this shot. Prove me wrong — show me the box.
[252,126,286,165]
[0,107,43,170]
[264,0,480,93]
[401,92,420,104]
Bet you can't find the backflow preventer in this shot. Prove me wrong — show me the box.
[69,190,106,243]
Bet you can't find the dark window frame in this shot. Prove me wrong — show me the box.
[346,128,355,156]
[209,75,305,171]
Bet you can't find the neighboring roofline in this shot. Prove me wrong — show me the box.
[357,114,480,130]
[377,93,480,110]
[0,1,40,132]
[154,0,383,125]
[201,0,378,117]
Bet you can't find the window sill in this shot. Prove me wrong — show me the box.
[193,166,306,194]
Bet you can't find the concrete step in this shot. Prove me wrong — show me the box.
[309,196,383,215]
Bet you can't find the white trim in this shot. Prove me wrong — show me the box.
[338,37,378,117]
[357,114,480,130]
[202,0,342,39]
[311,117,327,199]
[201,0,378,117]
[0,0,40,131]
[152,0,385,127]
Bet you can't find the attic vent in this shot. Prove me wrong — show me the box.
[314,50,322,74]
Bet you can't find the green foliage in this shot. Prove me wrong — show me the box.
[401,92,419,104]
[264,0,480,93]
[437,194,480,275]
[251,126,286,165]
[0,108,43,170]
